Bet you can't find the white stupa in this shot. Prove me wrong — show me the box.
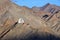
[18,18,24,24]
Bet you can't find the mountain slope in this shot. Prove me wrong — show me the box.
[0,0,60,40]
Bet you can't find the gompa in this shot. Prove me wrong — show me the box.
[18,18,24,24]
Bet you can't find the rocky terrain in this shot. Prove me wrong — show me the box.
[0,0,60,40]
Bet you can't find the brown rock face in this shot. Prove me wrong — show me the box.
[0,0,60,40]
[32,3,60,37]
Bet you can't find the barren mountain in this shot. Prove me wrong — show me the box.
[0,0,60,40]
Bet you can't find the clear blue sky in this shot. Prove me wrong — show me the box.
[11,0,60,8]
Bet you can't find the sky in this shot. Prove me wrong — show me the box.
[11,0,60,8]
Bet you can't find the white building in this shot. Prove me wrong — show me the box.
[18,18,24,24]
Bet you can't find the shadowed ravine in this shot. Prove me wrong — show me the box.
[2,32,60,40]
